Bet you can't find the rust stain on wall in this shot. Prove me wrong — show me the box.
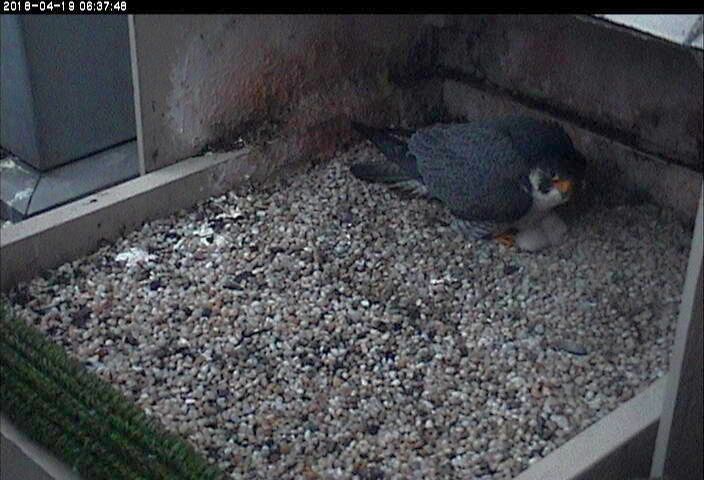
[154,16,438,173]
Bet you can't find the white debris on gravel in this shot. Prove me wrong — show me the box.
[6,143,692,479]
[114,247,156,268]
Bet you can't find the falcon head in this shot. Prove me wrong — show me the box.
[496,117,586,212]
[523,137,587,211]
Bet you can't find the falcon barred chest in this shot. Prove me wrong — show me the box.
[350,116,586,251]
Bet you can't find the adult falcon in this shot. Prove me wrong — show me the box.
[350,116,586,251]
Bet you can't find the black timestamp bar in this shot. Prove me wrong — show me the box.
[2,0,127,13]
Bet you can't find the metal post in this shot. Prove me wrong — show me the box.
[650,185,703,479]
[128,15,147,177]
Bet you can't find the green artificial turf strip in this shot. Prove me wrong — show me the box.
[0,303,224,480]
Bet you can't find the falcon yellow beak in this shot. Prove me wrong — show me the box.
[553,178,573,195]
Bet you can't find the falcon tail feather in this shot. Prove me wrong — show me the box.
[350,161,413,184]
[350,162,429,197]
[351,121,422,182]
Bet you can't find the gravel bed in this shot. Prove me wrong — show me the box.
[6,144,691,479]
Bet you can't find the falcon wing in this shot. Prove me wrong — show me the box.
[408,123,533,223]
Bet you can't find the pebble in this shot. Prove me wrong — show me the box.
[550,414,570,431]
[2,144,689,479]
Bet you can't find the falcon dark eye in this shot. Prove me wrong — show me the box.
[539,176,552,194]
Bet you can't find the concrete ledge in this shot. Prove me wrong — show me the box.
[515,377,666,480]
[1,415,82,480]
[0,148,256,292]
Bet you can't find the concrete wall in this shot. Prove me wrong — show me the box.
[437,15,702,172]
[131,15,444,174]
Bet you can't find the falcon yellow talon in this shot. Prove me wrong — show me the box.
[553,178,574,195]
[494,233,515,247]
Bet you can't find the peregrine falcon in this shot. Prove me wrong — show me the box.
[350,116,586,251]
